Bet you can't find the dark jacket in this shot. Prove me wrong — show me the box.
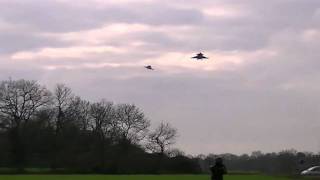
[210,163,227,180]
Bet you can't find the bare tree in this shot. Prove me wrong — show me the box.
[146,122,177,155]
[53,84,73,131]
[89,100,115,169]
[50,84,74,169]
[0,79,52,128]
[70,97,91,131]
[90,100,115,137]
[0,79,52,169]
[115,104,150,144]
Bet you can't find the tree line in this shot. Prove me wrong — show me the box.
[196,150,320,175]
[0,79,200,174]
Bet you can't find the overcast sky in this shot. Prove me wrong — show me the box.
[1,0,320,155]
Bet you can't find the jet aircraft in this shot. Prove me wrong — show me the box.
[144,65,154,70]
[192,52,208,60]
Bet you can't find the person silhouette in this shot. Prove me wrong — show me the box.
[210,158,227,180]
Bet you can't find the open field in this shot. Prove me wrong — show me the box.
[0,175,307,180]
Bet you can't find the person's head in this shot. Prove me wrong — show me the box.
[215,157,223,165]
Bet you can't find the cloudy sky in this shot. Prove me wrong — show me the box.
[1,0,320,155]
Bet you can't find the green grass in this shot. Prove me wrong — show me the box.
[0,175,297,180]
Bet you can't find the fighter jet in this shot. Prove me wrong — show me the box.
[192,52,208,60]
[144,65,154,70]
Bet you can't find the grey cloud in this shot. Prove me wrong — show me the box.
[240,30,320,89]
[0,1,204,33]
[0,31,70,54]
[2,0,319,55]
[112,0,320,52]
[0,0,205,55]
[0,1,106,32]
[130,3,203,25]
[198,0,320,51]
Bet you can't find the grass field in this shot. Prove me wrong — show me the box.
[0,175,301,180]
